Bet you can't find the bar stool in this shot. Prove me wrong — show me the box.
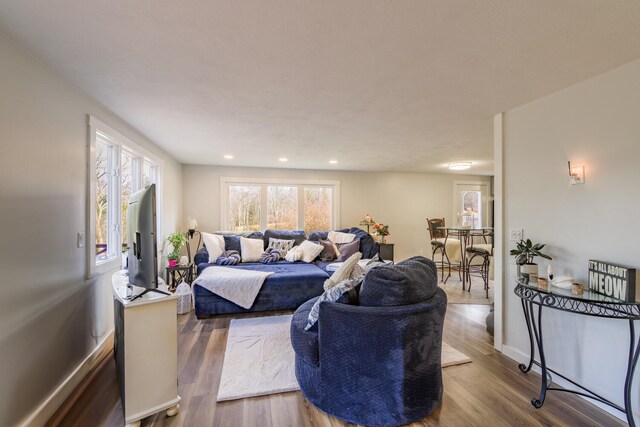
[427,218,460,283]
[465,229,493,298]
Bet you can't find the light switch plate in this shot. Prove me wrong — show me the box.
[77,232,85,248]
[510,229,523,241]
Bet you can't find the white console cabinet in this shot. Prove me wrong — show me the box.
[112,271,180,427]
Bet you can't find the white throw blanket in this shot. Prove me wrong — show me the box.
[193,267,274,309]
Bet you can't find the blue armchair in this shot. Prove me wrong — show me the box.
[290,257,447,427]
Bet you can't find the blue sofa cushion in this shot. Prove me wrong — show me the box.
[290,297,320,366]
[359,256,438,307]
[263,229,307,249]
[308,229,348,242]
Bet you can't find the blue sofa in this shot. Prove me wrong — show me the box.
[290,257,447,427]
[192,228,379,318]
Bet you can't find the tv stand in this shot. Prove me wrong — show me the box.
[126,286,171,302]
[112,271,180,426]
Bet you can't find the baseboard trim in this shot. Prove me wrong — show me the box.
[501,344,632,423]
[19,330,114,427]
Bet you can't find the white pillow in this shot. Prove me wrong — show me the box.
[240,237,264,263]
[298,240,324,263]
[324,252,363,290]
[328,230,356,244]
[202,232,225,263]
[285,245,304,262]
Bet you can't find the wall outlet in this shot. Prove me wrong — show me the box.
[510,229,523,241]
[77,232,85,248]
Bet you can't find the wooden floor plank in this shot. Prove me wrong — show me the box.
[50,304,625,427]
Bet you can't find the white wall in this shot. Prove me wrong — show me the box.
[502,58,640,417]
[182,164,491,261]
[0,29,182,426]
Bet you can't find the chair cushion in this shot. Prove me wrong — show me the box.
[359,256,438,307]
[291,297,320,366]
[466,243,492,255]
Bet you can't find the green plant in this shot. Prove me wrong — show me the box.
[510,239,552,265]
[167,232,187,261]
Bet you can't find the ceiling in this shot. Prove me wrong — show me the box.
[1,1,640,175]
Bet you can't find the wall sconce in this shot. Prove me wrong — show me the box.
[568,161,585,185]
[187,217,198,237]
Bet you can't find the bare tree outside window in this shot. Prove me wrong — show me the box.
[462,190,482,228]
[229,185,261,231]
[95,141,109,261]
[304,187,332,233]
[121,151,133,248]
[267,186,297,229]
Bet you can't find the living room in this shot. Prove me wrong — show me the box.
[2,2,640,427]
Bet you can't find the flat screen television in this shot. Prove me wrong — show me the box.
[127,184,158,292]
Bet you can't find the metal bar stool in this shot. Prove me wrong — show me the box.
[465,229,493,298]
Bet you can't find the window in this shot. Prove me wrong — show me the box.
[221,178,339,234]
[453,181,488,229]
[88,116,161,277]
[462,190,482,228]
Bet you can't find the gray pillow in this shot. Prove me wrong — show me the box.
[318,239,340,261]
[336,238,360,262]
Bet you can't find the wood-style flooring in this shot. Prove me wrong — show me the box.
[52,304,625,427]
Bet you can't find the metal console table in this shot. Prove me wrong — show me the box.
[514,279,640,426]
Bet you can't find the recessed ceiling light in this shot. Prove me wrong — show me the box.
[278,157,288,162]
[448,162,472,171]
[329,160,338,164]
[223,154,234,159]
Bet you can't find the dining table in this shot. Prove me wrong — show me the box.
[438,226,493,290]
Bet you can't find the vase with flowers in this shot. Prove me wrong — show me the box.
[373,223,390,244]
[359,214,376,234]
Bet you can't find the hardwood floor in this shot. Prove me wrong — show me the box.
[52,304,624,427]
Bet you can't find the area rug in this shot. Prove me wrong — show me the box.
[438,274,494,305]
[216,314,472,402]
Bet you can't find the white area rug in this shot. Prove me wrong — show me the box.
[217,314,472,402]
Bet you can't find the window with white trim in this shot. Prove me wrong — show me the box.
[88,116,161,277]
[221,178,339,234]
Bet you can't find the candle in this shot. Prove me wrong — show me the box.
[547,264,554,280]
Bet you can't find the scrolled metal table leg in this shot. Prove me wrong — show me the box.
[624,320,640,427]
[519,299,535,373]
[529,301,547,408]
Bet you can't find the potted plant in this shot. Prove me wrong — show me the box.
[373,223,390,244]
[167,232,187,267]
[510,239,552,280]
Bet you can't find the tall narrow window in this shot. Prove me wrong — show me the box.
[462,190,482,228]
[95,139,113,262]
[303,187,332,233]
[88,115,162,277]
[228,185,261,231]
[267,186,297,230]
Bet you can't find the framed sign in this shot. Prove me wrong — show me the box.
[588,260,639,302]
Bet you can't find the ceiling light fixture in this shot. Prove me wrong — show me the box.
[278,157,288,162]
[448,162,472,171]
[329,160,338,164]
[223,154,234,159]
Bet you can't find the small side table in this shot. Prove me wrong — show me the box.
[165,264,194,292]
[378,243,395,263]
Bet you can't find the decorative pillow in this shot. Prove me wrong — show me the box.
[260,248,282,264]
[215,250,241,265]
[202,232,225,263]
[263,229,307,248]
[240,237,264,263]
[324,252,362,290]
[298,240,324,263]
[285,245,304,262]
[359,256,438,307]
[365,253,385,271]
[336,239,360,262]
[328,230,356,244]
[306,276,364,330]
[318,239,340,261]
[351,262,365,278]
[267,238,295,256]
